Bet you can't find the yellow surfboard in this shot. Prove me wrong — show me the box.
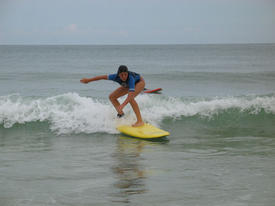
[117,123,170,139]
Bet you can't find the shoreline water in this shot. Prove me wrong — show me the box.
[1,44,275,206]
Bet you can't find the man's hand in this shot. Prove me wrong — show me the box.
[80,78,89,84]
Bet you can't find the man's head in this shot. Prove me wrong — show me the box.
[117,65,128,81]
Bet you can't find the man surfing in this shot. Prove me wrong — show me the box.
[80,65,145,127]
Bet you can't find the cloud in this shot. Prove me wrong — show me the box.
[65,24,78,32]
[117,30,129,38]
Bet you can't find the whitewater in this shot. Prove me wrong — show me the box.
[1,44,275,206]
[1,92,275,135]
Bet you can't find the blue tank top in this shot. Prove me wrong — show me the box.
[108,71,140,92]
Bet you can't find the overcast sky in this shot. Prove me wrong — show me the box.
[0,0,274,44]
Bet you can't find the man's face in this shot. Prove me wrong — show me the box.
[119,72,128,81]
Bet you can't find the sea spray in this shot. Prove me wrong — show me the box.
[0,93,117,134]
[1,93,275,135]
[140,94,275,120]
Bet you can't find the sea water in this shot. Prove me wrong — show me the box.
[0,44,275,206]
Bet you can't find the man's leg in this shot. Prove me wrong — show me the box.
[109,86,128,115]
[130,78,145,127]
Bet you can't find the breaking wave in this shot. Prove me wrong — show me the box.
[1,93,275,135]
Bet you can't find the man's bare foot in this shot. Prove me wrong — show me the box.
[132,121,144,127]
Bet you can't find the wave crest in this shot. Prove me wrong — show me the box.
[1,93,275,135]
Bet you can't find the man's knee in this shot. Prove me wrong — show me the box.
[109,94,116,101]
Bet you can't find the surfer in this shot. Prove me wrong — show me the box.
[80,65,145,127]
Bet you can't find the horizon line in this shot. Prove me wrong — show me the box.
[1,42,275,46]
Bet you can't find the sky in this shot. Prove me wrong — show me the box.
[0,0,274,45]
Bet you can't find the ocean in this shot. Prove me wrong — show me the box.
[0,44,275,206]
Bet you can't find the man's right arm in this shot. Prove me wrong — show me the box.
[80,75,108,84]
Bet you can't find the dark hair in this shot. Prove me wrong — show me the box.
[117,65,128,75]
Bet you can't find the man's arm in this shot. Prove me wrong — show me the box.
[80,75,108,84]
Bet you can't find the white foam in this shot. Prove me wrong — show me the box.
[140,94,275,121]
[1,93,275,134]
[0,93,118,134]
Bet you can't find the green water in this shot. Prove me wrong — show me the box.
[1,126,275,206]
[1,44,275,205]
